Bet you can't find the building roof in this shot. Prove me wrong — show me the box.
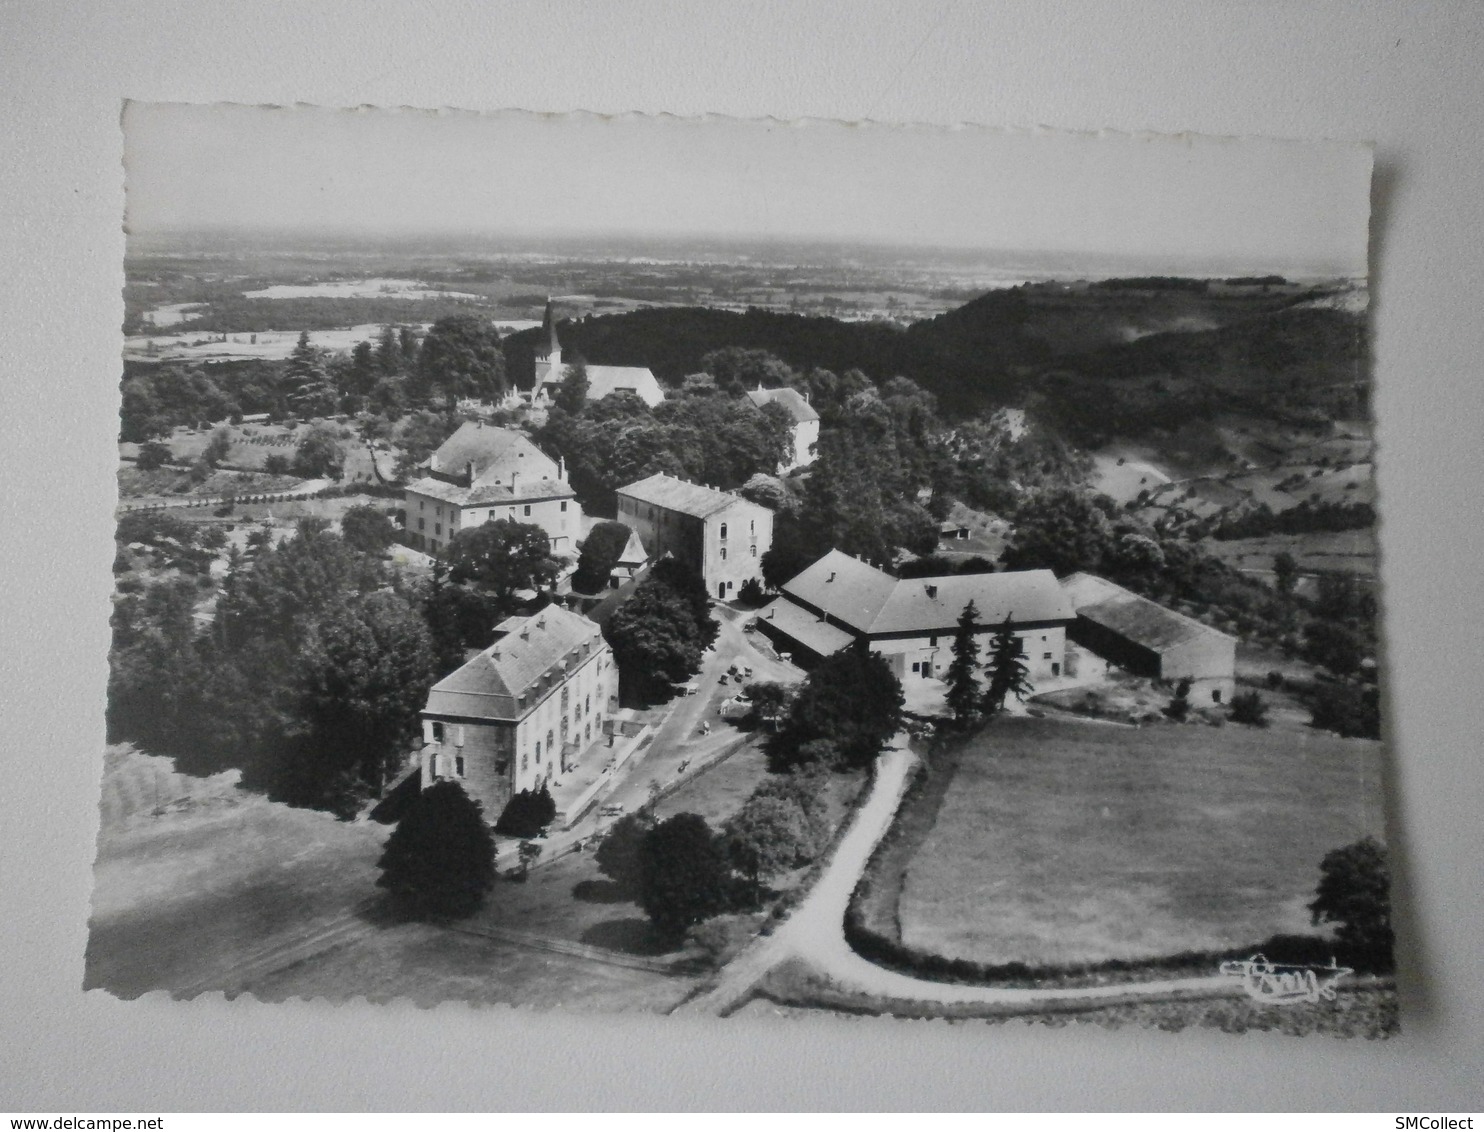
[540,364,666,406]
[617,473,761,520]
[757,596,856,656]
[616,528,648,567]
[423,422,560,485]
[745,385,819,424]
[424,605,604,722]
[405,475,575,508]
[1061,572,1236,651]
[781,548,1073,637]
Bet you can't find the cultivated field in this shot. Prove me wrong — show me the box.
[896,715,1386,968]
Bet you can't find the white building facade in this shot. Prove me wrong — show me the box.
[615,473,774,600]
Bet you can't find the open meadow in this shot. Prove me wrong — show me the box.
[896,715,1386,968]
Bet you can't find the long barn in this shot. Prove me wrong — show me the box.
[1060,572,1236,704]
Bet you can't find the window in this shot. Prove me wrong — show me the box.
[454,756,465,777]
[434,523,441,536]
[929,636,938,648]
[1043,653,1052,660]
[547,729,555,750]
[495,757,509,775]
[418,518,425,531]
[750,519,755,534]
[419,500,425,511]
[750,544,757,557]
[521,753,528,771]
[523,504,531,516]
[534,741,541,764]
[560,501,568,512]
[911,662,920,673]
[720,522,728,540]
[720,547,727,560]
[431,721,445,742]
[1212,689,1223,704]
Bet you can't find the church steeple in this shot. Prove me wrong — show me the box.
[533,297,563,391]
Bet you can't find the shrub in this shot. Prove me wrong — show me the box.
[135,440,173,471]
[737,577,767,606]
[1310,681,1380,739]
[1228,690,1269,727]
[263,454,291,475]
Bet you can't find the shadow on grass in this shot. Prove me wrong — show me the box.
[580,917,674,957]
[572,878,631,904]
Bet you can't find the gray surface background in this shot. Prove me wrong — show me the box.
[2,0,1481,1112]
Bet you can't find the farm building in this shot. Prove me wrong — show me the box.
[530,299,665,408]
[615,473,773,600]
[419,605,616,818]
[757,548,1074,684]
[402,421,582,556]
[743,384,819,472]
[1060,572,1236,704]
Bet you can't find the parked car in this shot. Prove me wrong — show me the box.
[599,802,625,817]
[719,674,729,685]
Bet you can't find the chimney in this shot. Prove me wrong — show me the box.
[465,460,475,486]
[511,470,519,493]
[827,571,836,583]
[558,455,566,479]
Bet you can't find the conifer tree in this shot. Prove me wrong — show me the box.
[944,599,982,727]
[981,613,1032,717]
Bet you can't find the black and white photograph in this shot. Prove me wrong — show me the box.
[90,103,1392,1036]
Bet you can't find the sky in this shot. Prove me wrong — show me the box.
[124,103,1373,275]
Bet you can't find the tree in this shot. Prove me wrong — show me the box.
[292,424,346,480]
[603,575,707,698]
[649,558,718,650]
[770,642,903,771]
[135,440,173,471]
[1227,689,1269,727]
[724,793,817,895]
[393,410,459,480]
[1308,836,1394,968]
[201,427,233,469]
[1272,550,1299,596]
[1304,620,1364,677]
[594,811,655,895]
[571,520,632,594]
[1310,681,1381,739]
[445,519,560,606]
[742,681,790,731]
[493,786,557,838]
[737,577,766,606]
[263,454,291,475]
[517,839,544,878]
[417,315,506,405]
[637,813,735,940]
[285,331,338,418]
[1001,488,1115,576]
[376,781,495,919]
[339,504,397,555]
[981,614,1033,716]
[944,600,982,727]
[300,590,435,797]
[554,361,590,416]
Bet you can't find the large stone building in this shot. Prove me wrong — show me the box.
[744,384,820,473]
[419,605,615,818]
[1061,572,1237,703]
[615,473,774,600]
[531,299,665,408]
[403,422,582,556]
[756,548,1075,684]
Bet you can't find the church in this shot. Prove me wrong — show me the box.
[529,299,666,408]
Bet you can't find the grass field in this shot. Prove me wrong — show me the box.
[896,716,1387,968]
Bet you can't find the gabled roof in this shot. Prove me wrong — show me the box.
[757,596,856,656]
[405,475,575,507]
[781,548,1073,637]
[617,473,762,520]
[616,528,648,567]
[424,605,604,721]
[1061,572,1236,651]
[540,364,666,405]
[745,385,819,424]
[423,422,559,485]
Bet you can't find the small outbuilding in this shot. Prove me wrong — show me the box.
[1060,572,1237,704]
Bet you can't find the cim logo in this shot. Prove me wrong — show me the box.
[1218,954,1353,1005]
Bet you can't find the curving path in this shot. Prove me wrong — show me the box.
[680,736,1241,1016]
